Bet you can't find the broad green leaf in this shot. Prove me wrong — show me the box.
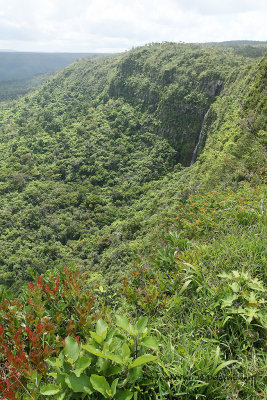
[248,280,265,292]
[129,354,156,369]
[244,307,258,323]
[90,331,105,345]
[90,374,110,398]
[96,318,108,338]
[111,378,119,397]
[96,357,110,373]
[140,336,159,351]
[47,372,57,379]
[115,390,133,400]
[65,373,93,394]
[83,344,123,364]
[212,360,239,376]
[246,291,259,305]
[83,344,103,357]
[64,336,79,362]
[121,342,131,360]
[136,317,148,333]
[221,294,238,308]
[74,356,92,377]
[103,352,123,364]
[232,271,240,278]
[40,384,61,396]
[116,315,135,335]
[230,282,240,293]
[47,356,63,369]
[53,373,67,388]
[106,365,122,377]
[127,366,142,383]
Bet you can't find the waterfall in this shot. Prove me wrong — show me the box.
[190,109,209,165]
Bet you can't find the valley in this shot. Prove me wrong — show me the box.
[0,42,266,399]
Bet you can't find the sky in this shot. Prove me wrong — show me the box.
[0,0,266,53]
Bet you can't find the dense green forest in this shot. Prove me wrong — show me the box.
[0,52,101,102]
[0,42,266,399]
[0,73,54,102]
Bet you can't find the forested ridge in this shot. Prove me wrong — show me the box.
[0,73,54,102]
[0,42,266,399]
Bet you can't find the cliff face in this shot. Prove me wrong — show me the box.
[107,43,249,165]
[194,57,267,186]
[0,43,265,288]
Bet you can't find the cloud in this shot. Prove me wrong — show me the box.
[173,0,267,15]
[0,0,266,52]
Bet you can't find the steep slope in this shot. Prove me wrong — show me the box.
[193,55,267,185]
[0,42,266,400]
[0,43,265,290]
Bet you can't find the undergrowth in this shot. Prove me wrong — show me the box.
[0,182,266,399]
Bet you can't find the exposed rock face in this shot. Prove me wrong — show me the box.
[203,80,224,97]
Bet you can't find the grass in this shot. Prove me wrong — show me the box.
[121,181,266,399]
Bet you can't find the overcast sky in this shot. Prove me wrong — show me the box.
[0,0,266,52]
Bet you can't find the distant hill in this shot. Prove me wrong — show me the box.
[207,40,267,46]
[0,72,54,102]
[0,52,100,82]
[204,40,267,58]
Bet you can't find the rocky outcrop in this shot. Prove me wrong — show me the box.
[203,80,224,97]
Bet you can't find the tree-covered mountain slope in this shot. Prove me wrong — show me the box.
[0,72,54,102]
[0,43,266,289]
[0,42,266,400]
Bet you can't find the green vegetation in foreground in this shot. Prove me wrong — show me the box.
[0,181,266,399]
[0,42,266,398]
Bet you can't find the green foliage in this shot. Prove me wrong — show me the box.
[121,179,266,398]
[0,42,266,399]
[0,73,54,102]
[0,266,117,399]
[43,316,158,399]
[219,270,266,327]
[0,44,266,291]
